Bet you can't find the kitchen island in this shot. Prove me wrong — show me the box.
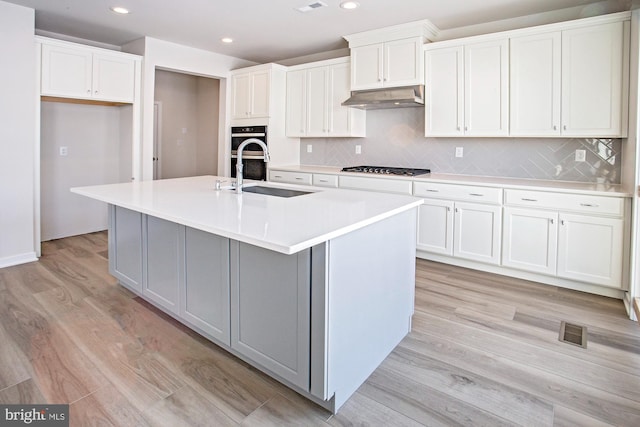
[71,175,423,413]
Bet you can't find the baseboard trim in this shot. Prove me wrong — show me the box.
[0,252,38,268]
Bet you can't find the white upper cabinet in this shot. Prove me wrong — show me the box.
[510,21,628,137]
[464,39,510,136]
[41,41,136,103]
[562,21,626,137]
[231,69,271,120]
[425,39,509,137]
[510,32,562,136]
[351,38,423,90]
[285,58,365,138]
[285,69,306,137]
[425,46,464,136]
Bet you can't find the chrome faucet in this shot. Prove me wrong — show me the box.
[236,138,270,194]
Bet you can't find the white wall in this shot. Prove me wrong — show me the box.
[0,1,37,267]
[40,102,123,240]
[122,37,255,181]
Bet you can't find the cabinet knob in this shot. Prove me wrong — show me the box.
[553,125,557,131]
[550,218,554,225]
[563,125,567,131]
[464,126,468,132]
[86,89,91,94]
[456,126,461,131]
[561,220,565,225]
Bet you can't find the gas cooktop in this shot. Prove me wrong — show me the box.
[341,166,431,176]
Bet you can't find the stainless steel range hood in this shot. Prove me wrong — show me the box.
[342,85,424,110]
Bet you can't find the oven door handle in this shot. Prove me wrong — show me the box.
[232,155,266,160]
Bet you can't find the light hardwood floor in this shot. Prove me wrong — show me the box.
[0,231,639,426]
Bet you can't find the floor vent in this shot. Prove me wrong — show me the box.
[559,321,587,348]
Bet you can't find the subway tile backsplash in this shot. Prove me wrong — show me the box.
[299,108,621,184]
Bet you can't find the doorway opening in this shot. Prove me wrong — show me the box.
[153,69,220,180]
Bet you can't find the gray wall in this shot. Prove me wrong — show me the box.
[300,108,621,184]
[40,102,124,241]
[154,70,220,179]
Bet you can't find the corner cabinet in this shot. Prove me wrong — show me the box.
[40,41,137,103]
[350,37,424,90]
[286,58,365,138]
[425,38,509,137]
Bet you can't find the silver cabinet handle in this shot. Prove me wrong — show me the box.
[87,89,91,94]
[561,220,565,225]
[464,126,468,131]
[274,175,282,179]
[319,179,328,183]
[563,125,567,130]
[521,198,538,202]
[469,193,484,197]
[455,208,459,213]
[447,207,451,212]
[553,125,557,131]
[550,218,554,224]
[295,177,304,181]
[425,189,439,193]
[456,126,461,131]
[580,203,599,207]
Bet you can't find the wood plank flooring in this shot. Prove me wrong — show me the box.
[0,231,639,426]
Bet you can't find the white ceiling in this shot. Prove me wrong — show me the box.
[5,0,631,63]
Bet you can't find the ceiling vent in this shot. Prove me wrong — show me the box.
[296,1,328,13]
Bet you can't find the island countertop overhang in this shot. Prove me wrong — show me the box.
[71,175,423,255]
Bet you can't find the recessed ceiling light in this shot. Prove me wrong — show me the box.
[221,37,233,43]
[110,6,130,14]
[340,1,360,10]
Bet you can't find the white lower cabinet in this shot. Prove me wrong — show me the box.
[557,213,623,287]
[453,202,502,264]
[417,199,454,255]
[415,182,502,265]
[230,242,310,390]
[502,207,558,275]
[502,190,626,288]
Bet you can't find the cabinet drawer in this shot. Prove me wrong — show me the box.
[269,170,312,185]
[413,182,502,204]
[338,175,412,195]
[313,174,338,188]
[505,189,624,216]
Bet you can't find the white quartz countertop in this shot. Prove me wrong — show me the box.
[71,176,423,255]
[271,165,632,197]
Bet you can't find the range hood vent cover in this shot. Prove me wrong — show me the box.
[342,85,424,110]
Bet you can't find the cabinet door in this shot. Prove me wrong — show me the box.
[327,61,351,136]
[144,216,183,314]
[231,73,251,119]
[557,214,623,287]
[510,32,561,136]
[182,227,230,345]
[91,53,135,102]
[286,69,307,136]
[425,46,464,136]
[231,243,310,390]
[250,70,271,118]
[351,43,384,90]
[417,199,454,255]
[384,38,422,87]
[41,43,92,99]
[109,206,143,293]
[561,21,625,137]
[502,207,558,275]
[306,67,328,136]
[465,39,509,136]
[453,202,502,264]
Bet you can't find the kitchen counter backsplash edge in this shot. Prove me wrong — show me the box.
[270,165,632,197]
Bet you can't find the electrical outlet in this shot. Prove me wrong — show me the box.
[306,144,313,153]
[355,145,362,154]
[575,149,586,162]
[455,147,464,158]
[59,146,68,156]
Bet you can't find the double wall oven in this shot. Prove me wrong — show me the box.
[230,126,267,181]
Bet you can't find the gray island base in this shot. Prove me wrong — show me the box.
[108,203,417,413]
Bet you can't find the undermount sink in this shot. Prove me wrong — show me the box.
[240,186,313,198]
